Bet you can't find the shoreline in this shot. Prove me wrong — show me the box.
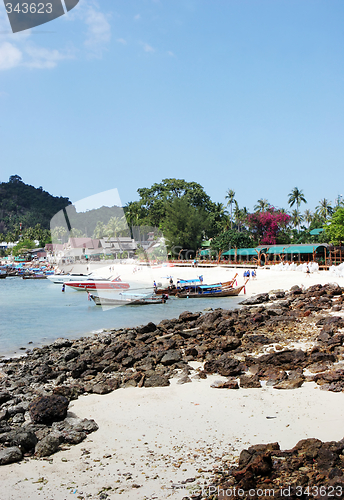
[2,263,344,360]
[1,268,344,498]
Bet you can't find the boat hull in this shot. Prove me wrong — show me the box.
[176,284,246,298]
[91,294,166,306]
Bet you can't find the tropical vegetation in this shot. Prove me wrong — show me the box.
[1,176,344,258]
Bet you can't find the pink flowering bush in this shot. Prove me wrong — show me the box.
[247,208,290,245]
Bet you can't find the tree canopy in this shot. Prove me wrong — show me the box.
[325,208,344,245]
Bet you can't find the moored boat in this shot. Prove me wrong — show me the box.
[155,273,238,295]
[22,275,47,280]
[47,273,95,284]
[66,277,130,291]
[176,280,248,298]
[91,292,168,306]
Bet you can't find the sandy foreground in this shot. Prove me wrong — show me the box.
[2,264,344,500]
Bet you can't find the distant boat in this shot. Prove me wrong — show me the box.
[176,280,248,298]
[90,292,168,306]
[22,275,47,280]
[65,277,130,291]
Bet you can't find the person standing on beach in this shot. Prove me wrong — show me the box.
[62,284,65,292]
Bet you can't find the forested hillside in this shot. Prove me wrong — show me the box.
[0,175,71,235]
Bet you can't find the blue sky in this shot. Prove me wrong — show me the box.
[0,0,343,213]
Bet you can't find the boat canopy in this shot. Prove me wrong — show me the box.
[178,278,201,283]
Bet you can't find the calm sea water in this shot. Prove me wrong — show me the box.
[0,277,243,358]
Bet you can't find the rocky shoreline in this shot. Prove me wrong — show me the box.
[1,282,344,495]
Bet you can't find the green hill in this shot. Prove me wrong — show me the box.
[0,175,71,235]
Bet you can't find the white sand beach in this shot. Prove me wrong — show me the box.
[2,265,344,500]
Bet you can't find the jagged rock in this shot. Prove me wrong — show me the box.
[210,379,239,389]
[177,375,192,385]
[52,338,73,349]
[239,442,280,467]
[137,322,157,334]
[240,293,269,305]
[160,350,182,366]
[204,354,243,377]
[35,434,60,457]
[91,383,112,394]
[239,375,261,388]
[29,395,69,424]
[179,311,201,322]
[253,349,306,368]
[0,429,37,452]
[64,349,79,362]
[0,446,22,465]
[144,374,170,387]
[273,376,304,389]
[0,392,11,405]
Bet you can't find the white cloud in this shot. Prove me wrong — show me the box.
[0,42,22,70]
[84,6,111,56]
[134,14,140,20]
[0,0,111,70]
[117,38,127,45]
[167,51,175,57]
[24,45,74,69]
[141,42,155,53]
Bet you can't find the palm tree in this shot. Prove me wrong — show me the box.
[303,209,313,229]
[316,198,333,221]
[225,189,235,230]
[105,216,128,238]
[234,202,248,232]
[288,187,307,232]
[254,199,270,212]
[291,209,304,231]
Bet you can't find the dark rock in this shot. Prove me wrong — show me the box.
[35,434,60,457]
[52,338,73,349]
[239,375,261,388]
[0,392,11,405]
[137,322,157,334]
[0,446,22,465]
[0,430,37,452]
[179,311,201,322]
[29,395,69,424]
[254,349,306,368]
[240,293,269,305]
[61,430,87,444]
[204,354,243,377]
[160,350,182,366]
[144,374,170,387]
[64,348,79,361]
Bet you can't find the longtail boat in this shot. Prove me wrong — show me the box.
[176,279,247,298]
[155,273,238,295]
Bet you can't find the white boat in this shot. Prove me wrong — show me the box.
[65,277,130,291]
[91,292,168,306]
[47,273,108,284]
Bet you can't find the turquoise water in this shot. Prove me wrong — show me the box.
[0,277,243,357]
